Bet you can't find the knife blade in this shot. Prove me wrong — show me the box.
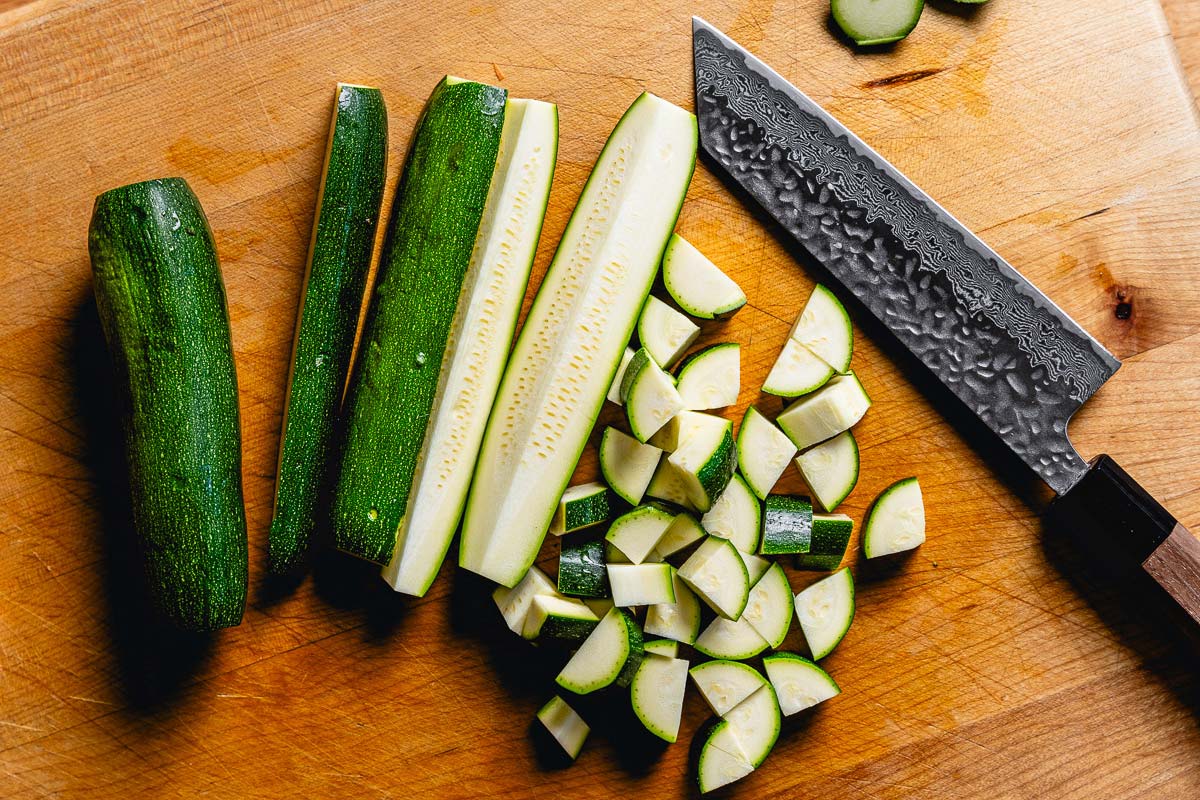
[692,17,1200,622]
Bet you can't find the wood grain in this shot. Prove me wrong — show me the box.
[1144,524,1200,624]
[1,1,1199,797]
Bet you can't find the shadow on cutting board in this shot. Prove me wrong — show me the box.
[68,293,214,713]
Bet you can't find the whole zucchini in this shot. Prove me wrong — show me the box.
[88,178,248,631]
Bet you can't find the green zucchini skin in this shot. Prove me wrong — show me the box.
[88,178,248,631]
[332,77,507,563]
[269,84,388,574]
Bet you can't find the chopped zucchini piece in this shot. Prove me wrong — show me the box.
[599,427,662,506]
[760,494,813,555]
[558,537,609,598]
[606,503,675,564]
[654,512,707,558]
[794,429,859,512]
[788,284,852,373]
[777,372,871,450]
[742,562,792,649]
[556,607,644,694]
[736,406,798,500]
[762,338,834,398]
[608,563,676,606]
[537,695,590,759]
[607,347,636,405]
[638,295,700,369]
[863,477,925,558]
[550,481,612,536]
[643,639,679,658]
[644,567,703,644]
[667,414,735,513]
[694,614,769,660]
[631,654,689,742]
[762,652,840,715]
[794,567,855,660]
[678,536,750,620]
[522,595,600,642]
[675,343,740,411]
[494,565,557,634]
[700,473,761,553]
[795,513,853,571]
[661,233,746,320]
[622,347,685,443]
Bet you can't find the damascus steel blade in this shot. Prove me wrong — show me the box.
[693,17,1120,496]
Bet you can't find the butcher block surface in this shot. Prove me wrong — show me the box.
[2,0,1200,797]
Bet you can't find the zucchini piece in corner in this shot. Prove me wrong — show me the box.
[556,607,645,694]
[661,233,746,319]
[550,482,612,536]
[461,93,698,587]
[638,295,699,370]
[384,97,557,594]
[334,76,508,565]
[675,343,740,411]
[832,0,925,47]
[863,477,925,558]
[622,347,685,443]
[736,406,797,501]
[537,695,590,759]
[89,178,248,631]
[794,429,860,512]
[271,84,388,575]
[599,426,662,506]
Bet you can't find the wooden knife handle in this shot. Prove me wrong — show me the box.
[1051,455,1200,624]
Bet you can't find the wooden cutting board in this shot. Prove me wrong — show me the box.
[2,0,1199,796]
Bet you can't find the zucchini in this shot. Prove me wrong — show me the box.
[794,567,855,660]
[637,295,699,369]
[760,494,814,555]
[631,654,690,743]
[523,594,600,642]
[736,406,797,501]
[694,614,769,660]
[654,511,706,558]
[606,346,636,405]
[762,339,834,398]
[700,473,761,553]
[271,84,388,574]
[556,607,645,694]
[863,477,925,558]
[789,284,853,373]
[777,372,871,450]
[537,695,590,759]
[742,562,792,649]
[550,482,613,536]
[558,536,609,598]
[643,639,679,658]
[460,93,697,587]
[794,429,859,512]
[493,564,557,634]
[795,513,853,571]
[722,685,781,767]
[667,414,734,512]
[660,233,746,319]
[738,549,771,585]
[606,503,675,564]
[333,76,507,564]
[689,660,768,717]
[644,456,698,511]
[608,563,676,606]
[648,409,720,453]
[88,178,247,631]
[384,97,557,594]
[644,567,703,644]
[622,347,685,442]
[675,343,740,411]
[678,536,749,620]
[698,722,756,792]
[832,0,925,47]
[762,653,840,716]
[599,426,662,506]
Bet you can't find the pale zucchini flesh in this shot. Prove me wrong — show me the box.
[556,607,644,694]
[654,511,706,558]
[794,567,855,660]
[645,455,699,511]
[736,406,797,500]
[643,639,679,658]
[644,567,702,644]
[863,477,925,558]
[608,563,676,606]
[537,695,590,759]
[607,346,636,405]
[637,295,699,369]
[689,660,768,717]
[661,233,746,320]
[762,338,834,398]
[794,429,860,512]
[675,343,740,411]
[678,536,749,620]
[742,562,792,649]
[494,565,557,634]
[522,594,600,642]
[777,372,871,451]
[631,654,689,743]
[605,503,675,564]
[667,415,734,512]
[694,614,769,660]
[460,93,697,587]
[722,685,781,767]
[700,473,761,553]
[762,653,840,715]
[832,0,925,47]
[623,347,686,443]
[788,283,852,373]
[598,426,662,506]
[698,722,756,792]
[385,98,557,595]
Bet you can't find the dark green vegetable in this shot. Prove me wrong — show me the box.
[760,494,814,555]
[269,84,388,574]
[558,537,610,598]
[332,77,507,563]
[88,178,247,631]
[795,513,854,571]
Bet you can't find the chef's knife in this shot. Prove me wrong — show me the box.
[692,17,1200,622]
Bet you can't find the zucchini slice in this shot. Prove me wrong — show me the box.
[494,565,557,634]
[667,414,735,512]
[832,0,925,47]
[795,513,853,571]
[738,549,771,585]
[644,567,703,644]
[762,652,840,716]
[607,346,636,405]
[777,372,871,450]
[789,284,853,373]
[679,536,750,620]
[643,639,679,658]
[736,406,798,500]
[762,338,835,398]
[461,92,697,587]
[863,477,925,558]
[550,482,613,536]
[742,562,792,649]
[760,494,814,556]
[631,654,690,742]
[522,595,600,642]
[608,563,676,606]
[605,503,676,564]
[722,685,782,767]
[537,695,590,759]
[622,347,686,442]
[558,537,610,598]
[648,409,722,453]
[698,722,757,793]
[638,295,700,369]
[794,567,855,660]
[700,473,761,553]
[654,512,707,558]
[271,84,388,575]
[661,233,746,320]
[689,660,768,717]
[334,77,507,565]
[694,614,769,660]
[645,456,698,511]
[599,426,662,506]
[556,607,645,694]
[384,97,557,592]
[605,539,664,564]
[794,429,860,512]
[675,343,741,411]
[88,178,248,631]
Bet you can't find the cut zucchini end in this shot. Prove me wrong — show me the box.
[794,567,855,660]
[631,654,689,743]
[556,607,641,694]
[863,476,925,558]
[762,652,841,715]
[679,535,751,620]
[697,722,756,792]
[689,660,768,717]
[536,695,590,759]
[794,429,860,512]
[661,233,747,320]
